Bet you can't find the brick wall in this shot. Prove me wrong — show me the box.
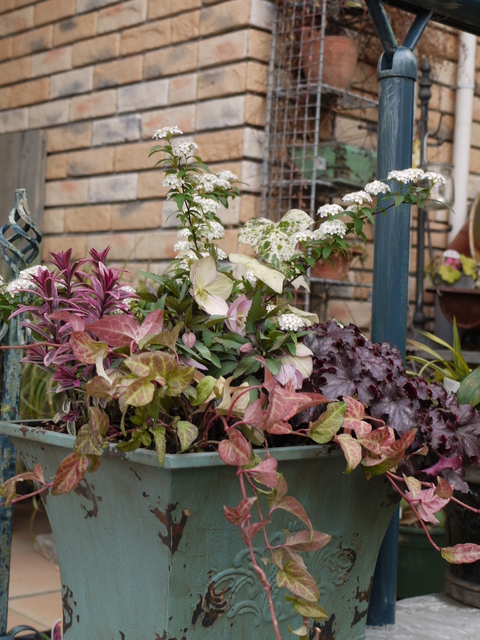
[0,0,274,277]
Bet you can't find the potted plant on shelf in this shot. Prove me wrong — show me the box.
[300,0,369,91]
[426,250,480,330]
[1,134,480,640]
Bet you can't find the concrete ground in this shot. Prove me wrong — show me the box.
[365,593,480,639]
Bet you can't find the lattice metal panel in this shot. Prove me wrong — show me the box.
[262,0,378,222]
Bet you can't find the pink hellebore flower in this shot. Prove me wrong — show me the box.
[226,294,252,334]
[274,344,313,390]
[182,332,196,348]
[190,256,233,316]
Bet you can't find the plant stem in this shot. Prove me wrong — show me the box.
[238,473,283,640]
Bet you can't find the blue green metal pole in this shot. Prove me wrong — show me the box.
[364,1,431,627]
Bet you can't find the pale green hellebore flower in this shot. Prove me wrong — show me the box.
[190,256,233,316]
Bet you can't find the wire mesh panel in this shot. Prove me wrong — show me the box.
[262,0,378,223]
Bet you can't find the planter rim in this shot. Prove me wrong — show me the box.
[0,420,341,470]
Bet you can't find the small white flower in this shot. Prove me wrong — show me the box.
[387,168,425,184]
[278,313,306,332]
[216,248,227,260]
[172,141,198,157]
[193,195,220,215]
[152,126,183,140]
[163,174,184,190]
[217,170,238,183]
[423,171,447,187]
[174,240,194,253]
[177,228,191,239]
[245,270,257,285]
[342,191,373,206]
[364,180,391,195]
[291,230,316,243]
[266,304,276,314]
[314,219,347,240]
[317,203,344,218]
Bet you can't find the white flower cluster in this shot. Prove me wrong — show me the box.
[342,191,373,206]
[197,221,225,241]
[152,126,183,140]
[291,230,317,243]
[278,313,306,332]
[163,174,184,190]
[423,171,447,186]
[4,265,48,295]
[172,141,198,157]
[317,203,344,218]
[387,168,425,183]
[315,219,347,239]
[217,170,238,184]
[191,172,237,193]
[365,180,391,195]
[193,195,220,215]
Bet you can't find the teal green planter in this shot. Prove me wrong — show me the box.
[397,525,446,599]
[1,422,398,640]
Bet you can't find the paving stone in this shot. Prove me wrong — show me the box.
[365,594,480,640]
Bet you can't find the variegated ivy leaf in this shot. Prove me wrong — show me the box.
[239,209,312,272]
[176,420,198,451]
[276,560,320,602]
[52,452,89,495]
[151,427,166,467]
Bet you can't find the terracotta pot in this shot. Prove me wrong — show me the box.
[301,29,359,91]
[310,254,350,280]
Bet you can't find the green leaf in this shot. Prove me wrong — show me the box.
[176,421,198,451]
[246,288,262,333]
[151,427,166,467]
[165,365,195,397]
[292,598,329,622]
[74,424,103,456]
[193,376,217,405]
[124,379,155,406]
[457,368,480,407]
[265,357,281,375]
[309,402,347,444]
[276,561,320,602]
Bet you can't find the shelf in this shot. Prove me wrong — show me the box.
[272,80,378,111]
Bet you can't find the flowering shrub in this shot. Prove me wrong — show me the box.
[1,126,480,639]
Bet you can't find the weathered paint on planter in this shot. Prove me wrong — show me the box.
[0,422,398,640]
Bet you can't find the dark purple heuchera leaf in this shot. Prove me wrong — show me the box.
[300,321,480,491]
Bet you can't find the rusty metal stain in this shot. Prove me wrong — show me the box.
[351,604,368,626]
[62,585,76,633]
[356,576,373,602]
[150,502,190,554]
[311,613,335,639]
[73,479,101,518]
[191,582,230,628]
[129,467,142,481]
